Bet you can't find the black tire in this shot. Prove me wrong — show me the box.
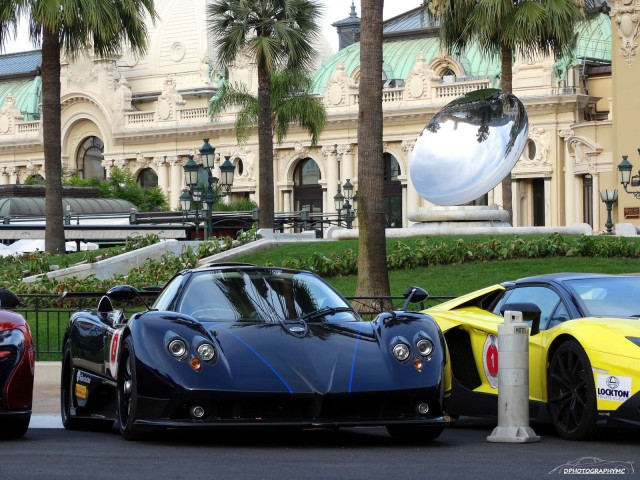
[60,340,113,432]
[386,425,444,443]
[0,417,30,439]
[117,336,141,440]
[547,340,598,440]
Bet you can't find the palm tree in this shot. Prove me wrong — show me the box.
[355,0,391,301]
[208,68,326,148]
[424,0,596,221]
[0,0,156,253]
[207,0,322,230]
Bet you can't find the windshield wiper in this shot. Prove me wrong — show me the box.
[298,306,354,322]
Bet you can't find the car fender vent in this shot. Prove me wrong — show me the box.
[445,328,482,390]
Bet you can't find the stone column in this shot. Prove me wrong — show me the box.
[512,180,521,227]
[402,139,423,223]
[544,177,552,227]
[560,129,574,226]
[154,156,169,206]
[101,159,114,179]
[323,145,338,214]
[338,144,354,185]
[168,156,183,211]
[283,190,292,212]
[592,173,601,231]
[9,167,19,184]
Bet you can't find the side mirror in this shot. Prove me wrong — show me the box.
[0,289,21,309]
[501,302,542,335]
[106,285,140,302]
[400,286,429,311]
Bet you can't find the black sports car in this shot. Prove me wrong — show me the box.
[61,264,452,441]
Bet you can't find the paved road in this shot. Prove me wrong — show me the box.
[2,420,638,480]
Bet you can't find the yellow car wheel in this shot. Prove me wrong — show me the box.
[547,340,598,440]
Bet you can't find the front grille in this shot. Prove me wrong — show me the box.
[137,396,170,419]
[170,393,441,422]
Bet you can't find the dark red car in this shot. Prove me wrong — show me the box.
[0,289,34,438]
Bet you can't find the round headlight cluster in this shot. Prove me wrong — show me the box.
[197,343,216,361]
[168,339,187,358]
[416,339,434,357]
[392,343,411,361]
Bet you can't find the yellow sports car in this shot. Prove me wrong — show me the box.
[425,273,640,440]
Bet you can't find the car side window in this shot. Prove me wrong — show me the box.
[546,301,569,329]
[152,275,183,311]
[493,286,564,331]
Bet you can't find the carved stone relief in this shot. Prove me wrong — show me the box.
[518,125,552,168]
[155,76,187,121]
[613,1,640,66]
[405,51,438,99]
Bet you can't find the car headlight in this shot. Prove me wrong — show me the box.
[416,338,434,357]
[392,343,411,362]
[197,343,216,361]
[168,338,187,358]
[627,336,640,348]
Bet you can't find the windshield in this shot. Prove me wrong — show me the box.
[175,269,357,323]
[564,276,640,318]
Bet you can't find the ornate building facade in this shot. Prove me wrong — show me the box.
[0,1,635,233]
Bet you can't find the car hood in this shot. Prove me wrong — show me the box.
[196,320,434,395]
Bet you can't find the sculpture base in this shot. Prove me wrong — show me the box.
[408,205,511,225]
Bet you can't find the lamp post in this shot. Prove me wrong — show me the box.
[599,189,618,235]
[182,139,236,239]
[617,152,640,199]
[333,179,356,229]
[182,155,203,239]
[333,182,344,227]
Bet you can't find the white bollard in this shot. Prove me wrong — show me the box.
[487,310,540,443]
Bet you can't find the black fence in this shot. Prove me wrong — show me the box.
[17,293,455,361]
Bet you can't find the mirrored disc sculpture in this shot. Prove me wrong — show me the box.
[410,88,529,206]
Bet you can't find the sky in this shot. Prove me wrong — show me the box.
[1,1,419,55]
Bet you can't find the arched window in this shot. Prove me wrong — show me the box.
[76,136,105,180]
[383,153,402,228]
[25,174,45,185]
[138,168,158,188]
[293,158,323,233]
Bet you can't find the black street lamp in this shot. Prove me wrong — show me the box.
[333,179,356,229]
[617,152,640,199]
[183,139,236,239]
[599,189,618,235]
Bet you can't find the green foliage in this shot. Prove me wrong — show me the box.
[241,234,640,279]
[213,198,258,212]
[63,167,168,211]
[8,229,261,296]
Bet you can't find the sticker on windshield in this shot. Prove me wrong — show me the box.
[482,334,499,389]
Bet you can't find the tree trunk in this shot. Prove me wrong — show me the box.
[257,64,274,229]
[42,27,66,254]
[500,44,513,224]
[355,0,390,302]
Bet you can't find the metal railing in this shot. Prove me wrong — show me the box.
[17,293,455,361]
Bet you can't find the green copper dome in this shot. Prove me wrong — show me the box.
[312,13,611,94]
[0,76,41,120]
[311,37,501,94]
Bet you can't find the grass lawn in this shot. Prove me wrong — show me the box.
[231,237,640,297]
